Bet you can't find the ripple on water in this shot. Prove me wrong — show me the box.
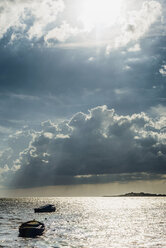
[0,197,166,248]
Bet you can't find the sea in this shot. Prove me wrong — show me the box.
[0,197,165,248]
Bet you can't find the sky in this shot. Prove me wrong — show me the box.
[0,0,166,196]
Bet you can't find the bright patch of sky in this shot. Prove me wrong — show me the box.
[0,0,163,51]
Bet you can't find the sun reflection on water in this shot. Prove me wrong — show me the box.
[0,197,165,247]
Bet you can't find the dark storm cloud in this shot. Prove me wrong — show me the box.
[7,105,166,188]
[1,34,166,127]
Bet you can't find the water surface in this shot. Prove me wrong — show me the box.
[0,197,165,247]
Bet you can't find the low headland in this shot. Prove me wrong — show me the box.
[104,192,166,197]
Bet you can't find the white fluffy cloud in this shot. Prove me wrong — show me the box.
[106,0,162,53]
[27,0,65,39]
[0,0,26,39]
[0,105,165,188]
[159,65,166,76]
[0,0,162,51]
[0,0,65,39]
[44,22,80,44]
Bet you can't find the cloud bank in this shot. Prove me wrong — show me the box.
[0,105,166,188]
[0,0,162,52]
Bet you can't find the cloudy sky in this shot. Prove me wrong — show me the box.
[0,0,166,196]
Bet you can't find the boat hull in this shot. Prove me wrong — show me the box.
[19,220,45,237]
[34,205,56,213]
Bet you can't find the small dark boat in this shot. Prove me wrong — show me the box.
[34,204,56,213]
[19,220,45,237]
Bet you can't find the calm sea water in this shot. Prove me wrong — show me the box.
[0,197,165,248]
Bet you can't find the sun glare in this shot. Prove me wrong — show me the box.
[79,0,123,30]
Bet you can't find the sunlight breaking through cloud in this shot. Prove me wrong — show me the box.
[0,106,166,187]
[0,0,162,52]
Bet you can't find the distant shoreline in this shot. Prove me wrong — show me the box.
[104,192,166,197]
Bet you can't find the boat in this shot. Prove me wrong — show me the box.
[19,220,45,237]
[34,204,56,213]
